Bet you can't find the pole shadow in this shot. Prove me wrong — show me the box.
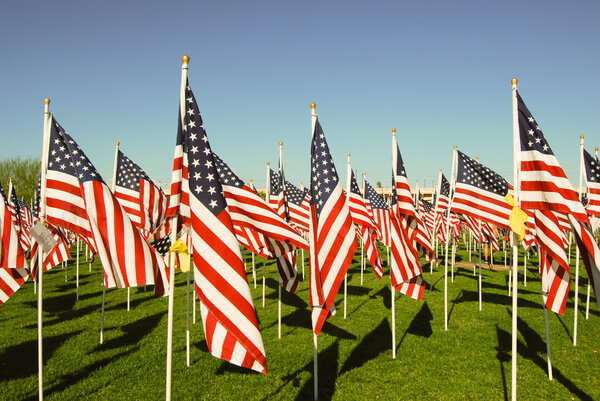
[95,311,166,351]
[339,319,390,375]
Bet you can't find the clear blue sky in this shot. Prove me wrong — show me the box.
[1,1,599,191]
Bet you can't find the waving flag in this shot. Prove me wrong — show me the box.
[284,180,310,233]
[6,184,31,252]
[46,117,168,295]
[452,150,512,229]
[267,168,286,219]
[0,182,28,270]
[115,149,167,238]
[171,79,266,374]
[309,116,357,335]
[364,180,391,247]
[517,92,600,313]
[583,149,600,217]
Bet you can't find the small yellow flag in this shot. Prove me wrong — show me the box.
[169,238,190,272]
[505,194,528,241]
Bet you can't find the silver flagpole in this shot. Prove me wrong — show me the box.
[510,77,520,401]
[574,134,584,346]
[443,146,457,331]
[166,54,188,401]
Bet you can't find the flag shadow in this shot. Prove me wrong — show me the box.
[95,311,166,351]
[0,330,83,381]
[339,319,390,375]
[496,311,594,401]
[25,348,139,401]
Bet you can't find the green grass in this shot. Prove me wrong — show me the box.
[1,243,599,400]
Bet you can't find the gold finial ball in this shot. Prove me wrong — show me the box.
[280,141,283,146]
[267,162,270,166]
[182,55,190,63]
[116,141,120,146]
[250,179,253,183]
[439,169,442,172]
[44,98,50,105]
[580,134,584,139]
[311,102,316,110]
[511,77,518,86]
[596,147,598,152]
[454,145,457,150]
[392,128,396,133]
[348,153,351,157]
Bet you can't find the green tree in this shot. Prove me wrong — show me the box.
[376,181,382,188]
[0,156,40,204]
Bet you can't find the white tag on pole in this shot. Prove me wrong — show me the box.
[31,221,58,253]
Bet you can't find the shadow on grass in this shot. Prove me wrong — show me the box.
[452,290,542,310]
[496,312,593,401]
[339,319,390,375]
[105,292,155,312]
[0,331,83,381]
[276,308,355,340]
[26,348,139,401]
[95,311,165,351]
[24,304,101,329]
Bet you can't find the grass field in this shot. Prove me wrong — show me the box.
[1,243,599,400]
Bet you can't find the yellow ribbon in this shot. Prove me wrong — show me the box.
[505,194,528,241]
[169,238,190,272]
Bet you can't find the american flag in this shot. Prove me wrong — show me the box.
[392,139,416,218]
[309,116,357,335]
[390,171,424,300]
[6,184,31,252]
[364,180,391,247]
[583,149,600,217]
[267,168,286,219]
[517,91,600,313]
[0,266,29,305]
[347,169,383,278]
[30,224,71,278]
[45,120,94,240]
[171,79,266,374]
[418,193,435,234]
[46,116,168,295]
[115,149,167,238]
[436,173,451,212]
[284,180,310,233]
[0,181,28,269]
[347,170,377,232]
[212,152,308,292]
[452,150,512,230]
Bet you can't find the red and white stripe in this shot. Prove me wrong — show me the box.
[0,267,29,305]
[115,184,143,227]
[358,226,383,279]
[166,144,191,226]
[140,179,168,234]
[191,195,267,374]
[82,180,168,294]
[309,185,357,335]
[348,189,377,232]
[1,194,27,269]
[585,181,600,216]
[452,183,512,231]
[568,214,600,313]
[288,197,310,233]
[390,215,423,300]
[46,169,94,239]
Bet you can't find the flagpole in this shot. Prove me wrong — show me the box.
[478,218,482,311]
[434,169,443,272]
[540,249,553,380]
[278,142,285,337]
[166,54,188,401]
[344,153,351,319]
[574,134,584,346]
[249,180,257,288]
[443,146,457,331]
[186,261,190,367]
[391,128,398,354]
[310,102,318,401]
[511,77,520,401]
[37,97,51,401]
[361,173,366,285]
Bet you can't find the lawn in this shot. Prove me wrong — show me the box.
[0,242,598,400]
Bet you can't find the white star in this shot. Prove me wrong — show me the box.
[535,137,541,143]
[207,173,214,182]
[204,160,213,168]
[194,172,201,180]
[528,116,534,122]
[209,200,218,208]
[192,159,200,167]
[203,148,211,156]
[189,133,197,141]
[542,144,549,151]
[189,121,196,129]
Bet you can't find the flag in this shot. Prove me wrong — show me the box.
[0,181,27,269]
[267,168,286,219]
[46,117,168,295]
[115,149,167,238]
[364,180,391,247]
[0,267,29,305]
[452,150,512,229]
[309,117,357,335]
[517,91,600,313]
[30,224,71,278]
[583,149,600,217]
[171,79,266,374]
[212,153,308,292]
[6,184,31,252]
[284,180,310,233]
